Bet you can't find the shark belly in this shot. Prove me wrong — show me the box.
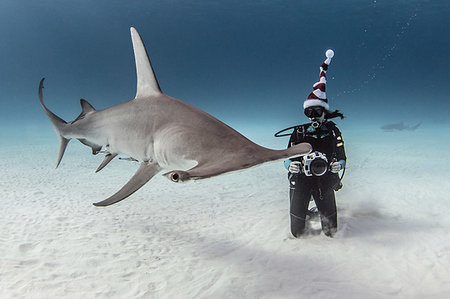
[152,126,199,170]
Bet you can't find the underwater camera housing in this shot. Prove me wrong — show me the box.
[302,151,328,176]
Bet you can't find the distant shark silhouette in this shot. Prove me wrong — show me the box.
[39,27,311,207]
[380,122,421,132]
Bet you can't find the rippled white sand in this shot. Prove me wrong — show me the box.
[1,127,449,298]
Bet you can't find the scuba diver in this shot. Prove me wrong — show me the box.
[279,49,346,237]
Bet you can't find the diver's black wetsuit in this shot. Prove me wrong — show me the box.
[288,121,346,237]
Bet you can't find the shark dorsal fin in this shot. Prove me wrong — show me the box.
[71,99,96,124]
[80,99,95,113]
[130,27,162,99]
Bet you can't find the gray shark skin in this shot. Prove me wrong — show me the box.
[380,122,421,132]
[39,27,312,207]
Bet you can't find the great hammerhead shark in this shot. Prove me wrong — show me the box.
[39,27,311,207]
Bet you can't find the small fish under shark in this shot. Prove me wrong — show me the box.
[39,27,312,207]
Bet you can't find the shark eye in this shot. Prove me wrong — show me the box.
[171,173,180,182]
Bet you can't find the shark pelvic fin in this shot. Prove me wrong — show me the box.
[130,27,162,99]
[96,153,118,173]
[93,161,161,206]
[77,139,102,155]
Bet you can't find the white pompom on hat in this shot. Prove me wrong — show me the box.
[303,49,334,110]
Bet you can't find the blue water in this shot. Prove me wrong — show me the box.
[0,0,449,144]
[1,4,450,296]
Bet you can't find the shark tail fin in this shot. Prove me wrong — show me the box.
[38,78,71,168]
[56,136,70,168]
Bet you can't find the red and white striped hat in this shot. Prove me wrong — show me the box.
[303,49,334,110]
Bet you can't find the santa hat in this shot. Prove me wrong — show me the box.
[303,49,334,111]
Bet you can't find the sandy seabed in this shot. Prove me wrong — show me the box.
[1,128,449,298]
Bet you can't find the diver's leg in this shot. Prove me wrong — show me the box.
[289,176,311,237]
[313,188,337,237]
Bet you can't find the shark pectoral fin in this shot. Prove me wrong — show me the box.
[95,153,118,173]
[93,161,161,207]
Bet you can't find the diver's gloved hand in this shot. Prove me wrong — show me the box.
[288,161,302,174]
[330,161,343,173]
